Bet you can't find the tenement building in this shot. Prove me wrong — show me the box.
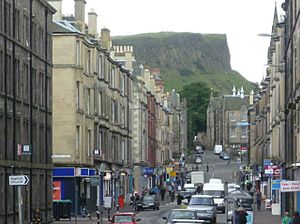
[0,0,55,223]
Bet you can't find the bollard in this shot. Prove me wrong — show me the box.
[96,210,100,224]
[117,204,119,212]
[100,211,103,224]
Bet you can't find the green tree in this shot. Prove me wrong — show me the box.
[179,82,211,151]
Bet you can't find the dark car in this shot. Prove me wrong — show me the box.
[179,190,193,203]
[228,190,253,211]
[163,209,198,224]
[136,195,159,211]
[110,212,141,224]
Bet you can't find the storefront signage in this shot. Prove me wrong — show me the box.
[272,180,281,190]
[53,181,62,200]
[280,181,300,192]
[143,167,154,175]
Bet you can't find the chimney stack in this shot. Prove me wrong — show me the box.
[48,0,62,20]
[74,0,86,33]
[88,9,98,38]
[101,28,111,50]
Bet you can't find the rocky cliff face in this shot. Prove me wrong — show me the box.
[112,32,252,93]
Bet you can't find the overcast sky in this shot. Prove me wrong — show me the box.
[62,0,284,83]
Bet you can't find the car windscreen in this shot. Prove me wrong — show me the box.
[169,211,196,220]
[189,197,214,205]
[142,196,155,202]
[114,215,133,222]
[203,190,224,197]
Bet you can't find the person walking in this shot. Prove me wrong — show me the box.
[238,207,248,224]
[282,211,292,224]
[160,186,166,201]
[291,211,300,224]
[79,193,91,219]
[255,189,262,211]
[32,208,42,224]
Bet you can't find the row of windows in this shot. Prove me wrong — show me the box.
[0,114,51,163]
[75,126,128,162]
[229,126,248,139]
[0,0,51,58]
[75,40,130,97]
[0,50,51,107]
[75,82,128,127]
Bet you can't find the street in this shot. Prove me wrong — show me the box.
[53,149,245,224]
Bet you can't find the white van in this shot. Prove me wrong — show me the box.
[203,182,225,213]
[214,145,223,155]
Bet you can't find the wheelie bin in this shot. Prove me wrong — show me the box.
[53,199,72,220]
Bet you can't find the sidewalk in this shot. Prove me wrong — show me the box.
[253,207,281,224]
[53,195,173,224]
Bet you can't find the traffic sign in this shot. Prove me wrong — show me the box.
[9,175,29,186]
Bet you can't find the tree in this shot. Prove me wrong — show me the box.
[179,82,211,150]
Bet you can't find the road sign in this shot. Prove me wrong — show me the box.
[9,175,29,186]
[281,181,300,192]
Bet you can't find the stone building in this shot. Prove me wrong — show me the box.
[207,87,253,158]
[50,0,133,214]
[0,0,55,222]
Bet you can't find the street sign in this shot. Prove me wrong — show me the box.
[9,175,29,186]
[281,181,300,192]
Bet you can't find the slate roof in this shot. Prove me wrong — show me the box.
[223,95,249,111]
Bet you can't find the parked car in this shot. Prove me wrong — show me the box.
[136,195,159,211]
[187,195,217,224]
[219,151,225,159]
[196,146,204,154]
[109,212,141,224]
[163,209,198,224]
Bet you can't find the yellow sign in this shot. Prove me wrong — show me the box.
[170,171,177,178]
[166,167,173,173]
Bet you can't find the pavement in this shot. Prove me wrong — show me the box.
[52,196,175,224]
[253,205,281,224]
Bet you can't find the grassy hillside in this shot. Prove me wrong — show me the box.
[112,32,255,93]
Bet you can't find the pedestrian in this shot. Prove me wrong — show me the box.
[79,193,91,219]
[32,208,42,224]
[282,211,292,224]
[206,163,209,172]
[291,211,300,224]
[234,207,240,224]
[160,186,166,201]
[255,189,262,211]
[177,193,183,205]
[238,207,248,224]
[171,190,175,202]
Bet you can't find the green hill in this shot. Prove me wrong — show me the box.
[112,32,254,94]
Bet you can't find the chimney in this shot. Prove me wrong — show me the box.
[74,0,86,33]
[249,90,254,104]
[48,0,62,20]
[88,9,98,38]
[101,28,111,50]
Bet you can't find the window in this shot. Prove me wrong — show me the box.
[98,91,102,115]
[76,81,80,110]
[14,8,20,41]
[230,127,236,138]
[229,111,236,121]
[14,59,20,98]
[40,73,44,106]
[111,100,115,122]
[76,40,80,65]
[98,129,104,156]
[120,74,125,95]
[240,106,248,121]
[241,126,247,138]
[87,50,91,74]
[23,15,29,46]
[23,63,29,100]
[5,1,11,36]
[121,106,125,126]
[87,129,91,157]
[97,55,103,78]
[121,140,125,161]
[111,67,115,88]
[87,88,90,114]
[76,126,80,152]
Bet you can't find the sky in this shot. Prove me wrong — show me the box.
[61,0,284,83]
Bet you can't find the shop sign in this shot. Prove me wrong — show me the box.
[281,181,300,192]
[166,167,173,173]
[143,167,154,175]
[272,180,281,190]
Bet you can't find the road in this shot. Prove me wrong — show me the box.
[53,149,245,224]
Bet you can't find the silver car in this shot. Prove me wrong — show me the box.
[187,195,217,224]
